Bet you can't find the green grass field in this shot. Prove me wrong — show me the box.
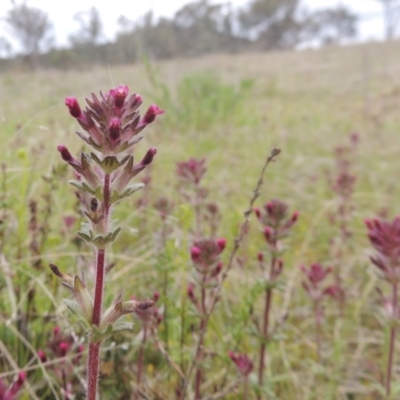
[1,40,400,399]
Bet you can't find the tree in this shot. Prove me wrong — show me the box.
[305,6,358,46]
[238,0,301,50]
[374,0,400,40]
[69,7,103,47]
[4,1,53,68]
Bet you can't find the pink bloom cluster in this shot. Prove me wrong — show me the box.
[176,158,207,185]
[228,351,253,377]
[366,217,400,284]
[188,238,226,312]
[300,263,332,301]
[65,86,163,154]
[254,199,298,248]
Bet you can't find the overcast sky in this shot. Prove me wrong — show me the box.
[0,0,385,51]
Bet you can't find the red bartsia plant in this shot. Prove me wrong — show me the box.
[131,291,163,399]
[188,237,226,399]
[228,352,254,400]
[254,199,298,398]
[51,85,163,400]
[300,263,333,361]
[366,217,400,396]
[0,371,26,400]
[327,133,359,313]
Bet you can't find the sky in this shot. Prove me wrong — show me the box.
[0,0,385,53]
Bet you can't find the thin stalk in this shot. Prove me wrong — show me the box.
[257,250,276,400]
[314,300,321,362]
[136,327,148,400]
[87,342,101,400]
[87,173,111,400]
[194,281,207,399]
[386,283,398,396]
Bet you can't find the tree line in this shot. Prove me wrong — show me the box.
[0,0,394,70]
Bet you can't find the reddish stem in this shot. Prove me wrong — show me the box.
[195,285,206,400]
[92,249,105,326]
[386,283,398,396]
[136,327,147,400]
[87,342,101,400]
[257,257,275,399]
[314,300,321,362]
[87,173,111,400]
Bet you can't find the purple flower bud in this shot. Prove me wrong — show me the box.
[59,342,70,357]
[57,145,73,162]
[228,351,253,376]
[217,238,226,252]
[141,148,157,166]
[191,246,201,263]
[38,349,47,362]
[143,104,164,124]
[109,85,129,108]
[65,97,82,118]
[108,117,121,142]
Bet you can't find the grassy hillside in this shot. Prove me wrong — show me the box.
[1,41,400,399]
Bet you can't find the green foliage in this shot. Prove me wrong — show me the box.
[145,57,255,131]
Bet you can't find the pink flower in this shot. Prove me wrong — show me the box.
[228,352,253,376]
[143,104,165,124]
[65,97,82,118]
[109,85,129,108]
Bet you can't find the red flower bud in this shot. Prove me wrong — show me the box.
[217,238,226,252]
[141,148,157,166]
[266,202,274,214]
[143,104,164,124]
[53,326,60,336]
[109,85,129,108]
[108,117,121,141]
[65,97,82,118]
[153,291,160,303]
[264,226,272,241]
[59,342,70,357]
[291,210,299,224]
[191,246,201,262]
[57,145,73,162]
[254,207,261,219]
[257,252,264,262]
[212,261,223,277]
[38,349,47,362]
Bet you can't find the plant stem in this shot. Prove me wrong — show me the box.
[87,174,111,400]
[87,342,101,400]
[257,255,275,399]
[195,283,207,399]
[136,327,147,400]
[386,283,398,396]
[92,249,105,326]
[314,300,321,362]
[257,288,272,399]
